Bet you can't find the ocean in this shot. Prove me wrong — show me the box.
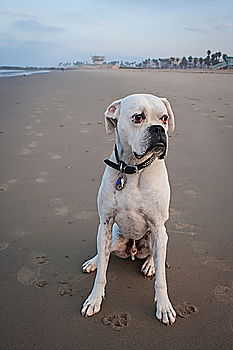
[0,69,51,78]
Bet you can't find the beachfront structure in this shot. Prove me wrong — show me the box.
[92,56,106,65]
[211,56,233,70]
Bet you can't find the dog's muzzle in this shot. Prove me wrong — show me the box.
[134,125,167,160]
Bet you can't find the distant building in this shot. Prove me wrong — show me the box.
[92,56,106,65]
[211,56,233,70]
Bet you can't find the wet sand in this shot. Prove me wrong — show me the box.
[0,69,233,349]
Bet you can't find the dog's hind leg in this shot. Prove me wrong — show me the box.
[82,255,98,273]
[82,223,129,273]
[141,255,155,278]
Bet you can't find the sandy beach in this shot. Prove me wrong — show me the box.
[0,69,233,349]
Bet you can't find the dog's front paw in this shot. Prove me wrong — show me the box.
[81,293,103,317]
[82,255,98,273]
[155,292,176,325]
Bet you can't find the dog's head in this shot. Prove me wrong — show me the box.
[104,94,175,159]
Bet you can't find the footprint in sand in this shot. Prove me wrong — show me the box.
[35,119,42,123]
[21,148,32,155]
[175,302,198,318]
[25,125,33,130]
[80,121,92,125]
[33,280,48,288]
[29,115,37,119]
[0,242,10,251]
[29,141,38,148]
[169,208,197,236]
[202,257,230,272]
[185,189,197,198]
[80,129,90,133]
[6,179,18,184]
[17,266,40,286]
[64,115,73,120]
[74,210,96,220]
[36,133,44,137]
[26,131,37,135]
[1,229,30,251]
[33,256,50,264]
[14,230,31,239]
[51,198,69,216]
[0,179,18,191]
[58,281,73,296]
[212,283,233,304]
[47,152,61,160]
[174,222,197,236]
[34,171,48,183]
[103,136,115,142]
[190,240,208,254]
[17,252,51,286]
[102,313,131,331]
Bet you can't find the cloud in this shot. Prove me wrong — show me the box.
[182,26,209,33]
[208,16,233,33]
[0,8,38,19]
[13,19,64,33]
[182,20,233,35]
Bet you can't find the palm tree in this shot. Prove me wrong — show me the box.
[188,56,193,62]
[207,50,211,57]
[211,53,218,66]
[199,57,203,68]
[188,56,193,68]
[204,56,211,68]
[170,57,175,68]
[222,54,228,62]
[152,59,159,67]
[180,57,188,69]
[193,57,198,68]
[217,52,222,60]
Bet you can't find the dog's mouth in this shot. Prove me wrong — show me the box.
[134,143,166,160]
[134,152,146,160]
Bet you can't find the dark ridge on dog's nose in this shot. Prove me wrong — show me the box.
[148,125,165,135]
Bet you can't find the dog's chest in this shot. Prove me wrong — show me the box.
[114,181,148,240]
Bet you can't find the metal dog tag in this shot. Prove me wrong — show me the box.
[116,173,127,191]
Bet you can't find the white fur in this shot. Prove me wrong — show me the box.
[81,94,176,325]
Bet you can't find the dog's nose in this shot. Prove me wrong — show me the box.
[148,125,165,135]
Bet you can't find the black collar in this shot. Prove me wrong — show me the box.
[104,144,157,175]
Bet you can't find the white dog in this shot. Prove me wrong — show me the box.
[81,94,176,325]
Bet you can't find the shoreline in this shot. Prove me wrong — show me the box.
[1,67,233,79]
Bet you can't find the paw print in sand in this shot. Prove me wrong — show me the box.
[102,313,130,331]
[34,256,49,264]
[176,302,198,318]
[59,281,72,296]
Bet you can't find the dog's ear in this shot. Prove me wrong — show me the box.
[160,98,175,134]
[104,99,121,134]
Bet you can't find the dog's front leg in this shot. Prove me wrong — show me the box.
[151,224,176,325]
[81,221,112,317]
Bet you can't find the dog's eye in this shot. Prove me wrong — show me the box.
[132,113,145,124]
[160,115,168,125]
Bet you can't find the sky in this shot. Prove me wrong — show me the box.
[0,0,233,66]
